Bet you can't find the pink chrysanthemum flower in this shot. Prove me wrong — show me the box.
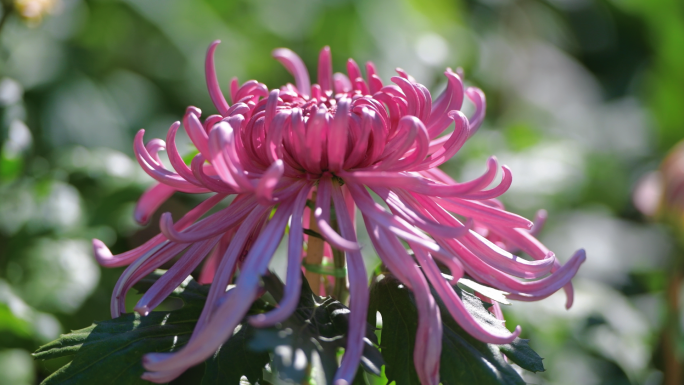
[93,41,586,385]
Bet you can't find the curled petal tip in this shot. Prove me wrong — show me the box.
[92,238,106,249]
[92,238,113,260]
[142,352,170,369]
[185,106,201,117]
[248,313,269,327]
[159,212,176,239]
[271,47,289,56]
[565,299,573,310]
[160,212,173,226]
[133,212,146,226]
[572,248,587,263]
[447,109,465,119]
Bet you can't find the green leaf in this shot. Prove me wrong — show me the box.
[33,273,269,385]
[0,303,33,343]
[369,273,544,385]
[250,273,384,384]
[33,278,203,384]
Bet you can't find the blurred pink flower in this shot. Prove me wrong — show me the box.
[93,41,585,385]
[634,140,684,230]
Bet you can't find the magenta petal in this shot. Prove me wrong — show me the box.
[331,182,368,383]
[256,160,284,206]
[205,41,230,116]
[328,98,350,172]
[111,241,188,318]
[142,199,295,376]
[427,69,464,139]
[198,230,233,284]
[135,236,220,315]
[165,122,203,186]
[416,111,470,170]
[272,48,311,97]
[414,247,521,344]
[315,178,362,251]
[465,87,486,135]
[195,207,269,332]
[250,183,312,327]
[318,46,333,93]
[374,187,470,238]
[434,196,533,229]
[333,72,352,93]
[159,195,256,243]
[133,130,210,193]
[190,154,236,193]
[134,182,176,225]
[183,108,212,160]
[457,165,513,201]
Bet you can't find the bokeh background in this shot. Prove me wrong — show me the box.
[0,0,682,384]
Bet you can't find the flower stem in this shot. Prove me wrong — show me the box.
[664,259,683,385]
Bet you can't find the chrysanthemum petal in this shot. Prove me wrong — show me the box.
[205,41,230,116]
[135,236,220,315]
[249,183,312,327]
[272,48,311,97]
[134,182,176,225]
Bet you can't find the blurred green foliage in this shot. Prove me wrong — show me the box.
[0,0,681,384]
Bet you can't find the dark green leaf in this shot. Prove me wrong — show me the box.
[33,273,269,385]
[369,273,544,385]
[498,339,545,373]
[367,274,419,384]
[250,272,384,384]
[33,275,206,385]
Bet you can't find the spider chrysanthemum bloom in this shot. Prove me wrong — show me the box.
[93,41,586,385]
